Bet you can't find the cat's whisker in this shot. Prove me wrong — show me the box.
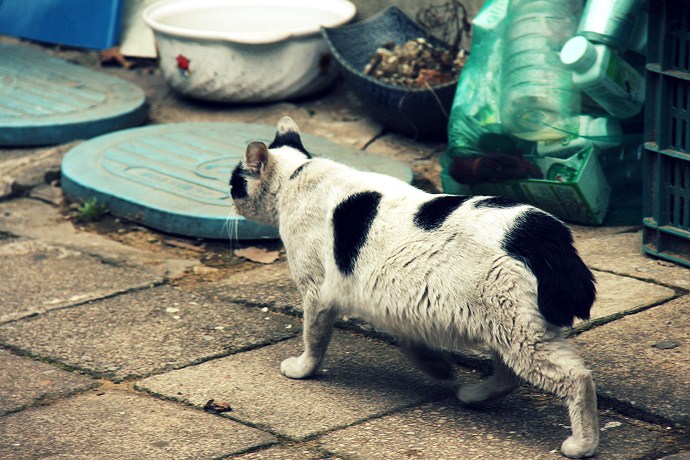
[223,212,239,247]
[222,213,232,241]
[233,216,240,247]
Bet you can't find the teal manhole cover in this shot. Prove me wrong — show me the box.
[61,122,413,240]
[0,42,147,146]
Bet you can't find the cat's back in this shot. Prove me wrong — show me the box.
[283,158,539,277]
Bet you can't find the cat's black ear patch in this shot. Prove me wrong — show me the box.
[474,196,521,209]
[269,116,311,158]
[503,210,596,327]
[229,163,248,199]
[333,191,382,276]
[414,195,471,231]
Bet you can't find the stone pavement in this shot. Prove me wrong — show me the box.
[1,38,689,459]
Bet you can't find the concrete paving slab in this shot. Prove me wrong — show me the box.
[574,228,690,290]
[574,296,690,427]
[29,183,65,206]
[300,112,382,151]
[138,330,458,440]
[0,390,276,459]
[660,452,690,460]
[0,141,79,199]
[0,285,300,380]
[365,133,445,191]
[582,270,677,325]
[231,445,343,460]
[315,395,676,460]
[199,262,301,313]
[0,348,95,416]
[0,238,158,323]
[0,198,198,279]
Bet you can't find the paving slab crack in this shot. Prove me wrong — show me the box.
[597,393,690,432]
[120,335,299,383]
[590,267,690,294]
[0,280,167,327]
[360,129,387,151]
[567,293,686,338]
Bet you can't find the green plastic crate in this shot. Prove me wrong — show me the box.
[643,0,690,268]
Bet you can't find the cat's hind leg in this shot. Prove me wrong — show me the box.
[457,351,519,405]
[481,258,598,458]
[281,295,338,379]
[400,339,455,380]
[495,333,599,458]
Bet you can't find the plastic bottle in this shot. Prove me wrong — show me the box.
[537,115,623,158]
[628,9,648,56]
[560,36,645,119]
[500,0,582,141]
[577,0,647,51]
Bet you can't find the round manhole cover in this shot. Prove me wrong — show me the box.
[61,122,413,240]
[0,43,146,146]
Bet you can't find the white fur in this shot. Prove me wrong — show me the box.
[231,118,599,458]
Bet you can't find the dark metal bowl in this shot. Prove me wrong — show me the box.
[321,6,458,140]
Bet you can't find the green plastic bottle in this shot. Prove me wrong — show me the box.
[560,36,645,119]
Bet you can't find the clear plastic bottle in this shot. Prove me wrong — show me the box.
[577,0,647,51]
[560,36,645,118]
[537,115,623,158]
[500,0,582,141]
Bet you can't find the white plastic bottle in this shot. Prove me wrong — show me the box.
[560,36,645,119]
[537,115,623,158]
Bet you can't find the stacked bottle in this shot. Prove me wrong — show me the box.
[499,0,582,141]
[577,0,647,52]
[560,0,646,120]
[537,115,623,158]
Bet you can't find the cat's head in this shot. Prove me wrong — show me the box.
[229,116,311,226]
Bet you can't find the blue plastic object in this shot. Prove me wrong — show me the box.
[0,0,123,50]
[61,122,413,240]
[0,42,147,146]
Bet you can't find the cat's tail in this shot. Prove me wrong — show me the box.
[503,209,596,327]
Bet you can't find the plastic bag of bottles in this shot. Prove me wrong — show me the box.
[441,0,647,225]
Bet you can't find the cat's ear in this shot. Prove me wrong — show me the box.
[269,116,311,158]
[244,141,269,175]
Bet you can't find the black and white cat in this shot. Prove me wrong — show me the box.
[230,117,599,458]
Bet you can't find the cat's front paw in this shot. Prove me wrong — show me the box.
[560,435,597,459]
[280,355,318,379]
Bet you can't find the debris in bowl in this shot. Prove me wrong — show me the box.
[363,38,468,88]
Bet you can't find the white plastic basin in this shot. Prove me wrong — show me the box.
[143,0,356,102]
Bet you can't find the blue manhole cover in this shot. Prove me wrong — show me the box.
[0,42,147,146]
[61,122,413,240]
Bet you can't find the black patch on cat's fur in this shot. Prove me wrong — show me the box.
[503,210,596,327]
[230,163,248,199]
[269,131,312,158]
[289,162,309,180]
[474,196,521,209]
[333,191,382,276]
[414,195,471,231]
